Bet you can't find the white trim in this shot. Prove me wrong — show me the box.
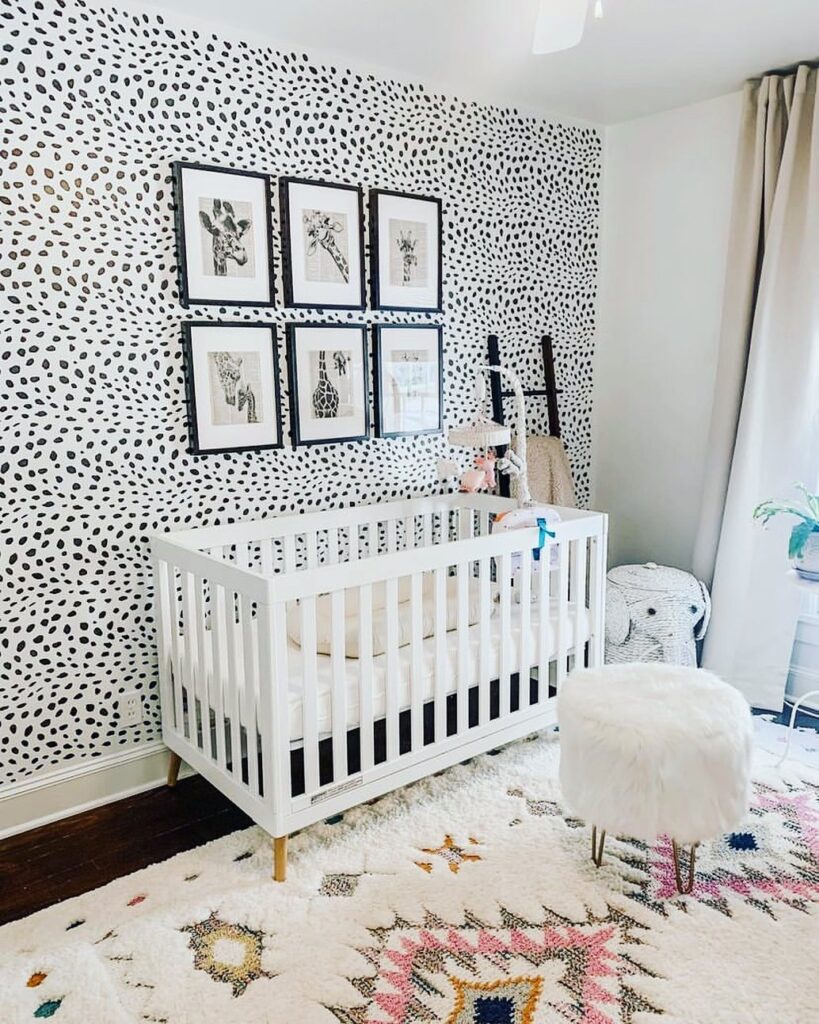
[0,742,191,841]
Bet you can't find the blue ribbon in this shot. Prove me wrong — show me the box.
[533,517,556,561]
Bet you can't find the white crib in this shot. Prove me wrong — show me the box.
[150,493,607,879]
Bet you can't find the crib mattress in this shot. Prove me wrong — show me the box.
[178,599,589,744]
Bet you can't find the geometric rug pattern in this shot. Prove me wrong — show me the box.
[1,731,817,1023]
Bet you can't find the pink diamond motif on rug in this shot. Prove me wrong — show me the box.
[627,781,819,916]
[329,906,661,1023]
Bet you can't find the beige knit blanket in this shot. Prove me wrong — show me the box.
[512,434,576,507]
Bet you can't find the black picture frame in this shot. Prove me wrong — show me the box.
[279,177,367,310]
[369,188,443,313]
[182,321,283,455]
[287,323,370,446]
[172,161,276,309]
[373,324,444,439]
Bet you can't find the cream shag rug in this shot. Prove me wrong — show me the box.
[2,733,817,1024]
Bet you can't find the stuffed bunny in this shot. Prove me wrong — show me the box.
[605,562,711,667]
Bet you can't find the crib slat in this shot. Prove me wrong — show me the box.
[456,561,470,732]
[499,552,512,717]
[385,576,400,761]
[478,555,491,725]
[433,565,448,742]
[572,535,588,670]
[458,507,474,540]
[403,515,415,551]
[327,527,339,565]
[306,531,318,570]
[588,533,605,667]
[537,544,550,701]
[225,590,243,781]
[180,571,197,743]
[348,524,360,562]
[194,575,214,761]
[386,519,397,554]
[358,583,374,771]
[330,588,347,781]
[479,509,490,538]
[168,567,184,734]
[556,541,570,690]
[519,546,532,707]
[300,595,319,795]
[261,539,274,576]
[284,534,296,573]
[210,582,228,771]
[409,572,424,750]
[423,514,432,549]
[240,594,260,796]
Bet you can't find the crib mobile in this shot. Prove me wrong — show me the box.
[448,346,561,589]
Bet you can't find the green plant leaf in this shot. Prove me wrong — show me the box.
[789,521,815,559]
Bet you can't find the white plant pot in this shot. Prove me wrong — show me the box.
[794,530,819,581]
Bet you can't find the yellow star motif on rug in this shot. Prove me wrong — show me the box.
[181,911,275,997]
[415,834,482,874]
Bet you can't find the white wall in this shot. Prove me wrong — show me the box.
[593,91,743,573]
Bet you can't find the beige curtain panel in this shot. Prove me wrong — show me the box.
[694,65,819,708]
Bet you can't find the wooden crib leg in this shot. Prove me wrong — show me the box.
[167,752,182,788]
[272,836,288,882]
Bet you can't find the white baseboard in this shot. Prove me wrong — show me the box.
[0,742,192,841]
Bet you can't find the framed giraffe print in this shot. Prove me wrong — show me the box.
[369,189,442,312]
[279,178,366,310]
[182,322,283,455]
[373,325,443,438]
[172,162,275,308]
[287,324,369,446]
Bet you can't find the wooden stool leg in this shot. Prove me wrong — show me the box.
[591,825,606,867]
[167,751,182,788]
[273,836,288,882]
[672,840,699,894]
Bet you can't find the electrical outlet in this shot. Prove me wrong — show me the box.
[119,691,143,727]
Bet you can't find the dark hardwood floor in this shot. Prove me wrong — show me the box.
[0,774,252,927]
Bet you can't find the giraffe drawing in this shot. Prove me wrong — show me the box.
[303,210,349,282]
[211,351,259,424]
[396,230,419,284]
[312,350,340,418]
[199,199,252,276]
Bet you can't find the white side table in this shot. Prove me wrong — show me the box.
[777,571,819,765]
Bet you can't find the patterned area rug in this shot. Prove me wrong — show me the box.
[2,732,817,1024]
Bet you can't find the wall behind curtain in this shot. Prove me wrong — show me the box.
[593,92,742,571]
[0,0,600,784]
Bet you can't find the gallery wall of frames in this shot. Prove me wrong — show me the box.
[174,164,445,453]
[1,0,600,782]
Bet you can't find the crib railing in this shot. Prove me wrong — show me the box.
[151,494,607,837]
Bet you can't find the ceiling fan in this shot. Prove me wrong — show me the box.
[532,0,604,55]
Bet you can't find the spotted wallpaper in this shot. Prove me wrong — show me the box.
[0,0,600,783]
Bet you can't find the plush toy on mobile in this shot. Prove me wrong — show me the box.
[458,452,496,493]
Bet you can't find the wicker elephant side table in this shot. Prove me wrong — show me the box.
[605,562,710,667]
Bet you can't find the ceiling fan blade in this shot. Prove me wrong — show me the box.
[532,0,589,55]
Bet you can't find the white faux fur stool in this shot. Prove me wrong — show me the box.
[557,663,753,892]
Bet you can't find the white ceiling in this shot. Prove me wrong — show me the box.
[136,0,819,124]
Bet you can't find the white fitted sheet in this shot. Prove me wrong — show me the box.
[178,599,589,744]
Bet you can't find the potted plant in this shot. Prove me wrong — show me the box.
[753,483,819,581]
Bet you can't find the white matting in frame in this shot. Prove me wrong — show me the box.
[288,324,369,445]
[174,162,274,308]
[371,190,442,312]
[184,323,282,454]
[374,325,443,437]
[281,179,365,309]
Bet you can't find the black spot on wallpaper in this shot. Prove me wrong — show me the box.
[0,0,600,782]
